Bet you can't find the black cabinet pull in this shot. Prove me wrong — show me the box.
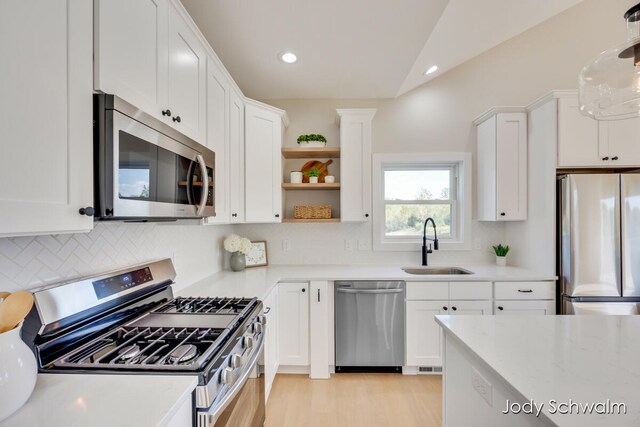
[302,288,306,293]
[317,289,320,302]
[602,157,609,161]
[498,306,504,311]
[275,214,280,218]
[365,213,369,218]
[612,156,619,161]
[231,213,237,218]
[451,306,457,311]
[79,207,95,217]
[518,289,533,293]
[500,212,506,216]
[172,116,181,123]
[162,109,172,117]
[442,306,448,311]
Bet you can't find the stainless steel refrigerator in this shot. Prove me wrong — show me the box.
[559,174,640,314]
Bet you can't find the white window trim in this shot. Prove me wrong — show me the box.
[372,152,472,251]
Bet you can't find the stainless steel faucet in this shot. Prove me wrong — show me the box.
[422,217,439,266]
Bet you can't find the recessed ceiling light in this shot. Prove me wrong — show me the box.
[425,65,438,75]
[280,51,297,64]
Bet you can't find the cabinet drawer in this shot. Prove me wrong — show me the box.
[449,282,492,300]
[406,282,448,300]
[494,300,555,315]
[494,282,554,300]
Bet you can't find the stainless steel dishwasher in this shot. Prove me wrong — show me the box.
[335,281,405,372]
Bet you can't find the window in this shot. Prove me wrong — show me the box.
[373,153,472,251]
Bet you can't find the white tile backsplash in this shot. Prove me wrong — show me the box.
[237,221,505,266]
[0,222,233,292]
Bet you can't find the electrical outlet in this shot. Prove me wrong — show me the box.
[358,239,371,251]
[474,237,482,250]
[471,367,492,406]
[282,239,292,252]
[345,240,354,251]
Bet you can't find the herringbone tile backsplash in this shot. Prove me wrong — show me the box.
[0,222,233,292]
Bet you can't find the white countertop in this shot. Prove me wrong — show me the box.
[177,264,556,300]
[436,315,640,427]
[1,374,196,427]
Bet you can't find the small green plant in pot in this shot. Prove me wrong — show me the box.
[297,134,327,148]
[492,244,510,266]
[306,166,322,183]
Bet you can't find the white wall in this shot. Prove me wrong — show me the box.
[238,0,628,268]
[0,222,232,292]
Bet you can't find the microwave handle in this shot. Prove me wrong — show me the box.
[196,154,208,216]
[186,160,196,206]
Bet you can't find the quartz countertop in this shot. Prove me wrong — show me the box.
[177,264,556,301]
[436,315,640,426]
[0,374,196,427]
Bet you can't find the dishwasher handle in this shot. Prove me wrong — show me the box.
[336,288,403,294]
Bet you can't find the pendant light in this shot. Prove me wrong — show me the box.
[579,3,640,120]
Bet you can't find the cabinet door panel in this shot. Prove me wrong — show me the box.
[264,287,278,401]
[277,282,309,366]
[229,91,245,222]
[496,113,527,220]
[449,300,492,315]
[557,97,601,167]
[494,300,555,315]
[600,118,640,167]
[406,300,448,367]
[245,104,282,223]
[204,59,229,223]
[167,5,206,142]
[0,0,93,236]
[94,0,168,118]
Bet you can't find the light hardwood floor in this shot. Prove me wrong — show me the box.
[266,373,442,427]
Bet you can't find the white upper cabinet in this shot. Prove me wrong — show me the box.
[229,90,246,223]
[599,118,640,167]
[244,101,286,223]
[94,0,168,120]
[475,108,527,221]
[204,58,230,224]
[337,109,376,222]
[556,96,600,167]
[0,0,93,237]
[166,3,206,142]
[95,0,206,143]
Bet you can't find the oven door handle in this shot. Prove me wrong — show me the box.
[202,333,264,426]
[195,154,208,216]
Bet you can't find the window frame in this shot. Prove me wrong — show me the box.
[372,152,472,251]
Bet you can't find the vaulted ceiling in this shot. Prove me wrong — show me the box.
[181,0,584,99]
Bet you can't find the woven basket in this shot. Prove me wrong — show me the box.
[294,205,332,219]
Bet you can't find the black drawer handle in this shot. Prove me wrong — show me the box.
[518,289,533,293]
[442,306,448,311]
[612,156,619,161]
[498,306,504,311]
[79,206,95,217]
[451,306,457,311]
[302,288,306,292]
[602,157,609,161]
[162,109,172,117]
[172,116,181,123]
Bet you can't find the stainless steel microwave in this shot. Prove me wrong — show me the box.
[94,94,215,220]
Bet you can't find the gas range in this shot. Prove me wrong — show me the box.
[22,259,265,427]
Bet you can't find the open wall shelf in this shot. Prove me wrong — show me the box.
[281,147,340,159]
[282,183,340,191]
[282,218,341,223]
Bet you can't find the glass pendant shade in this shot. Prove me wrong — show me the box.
[579,4,640,120]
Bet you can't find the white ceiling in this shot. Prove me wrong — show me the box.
[181,0,583,100]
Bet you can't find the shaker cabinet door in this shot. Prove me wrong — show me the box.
[0,0,93,236]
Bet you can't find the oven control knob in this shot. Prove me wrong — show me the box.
[243,335,254,349]
[257,315,267,325]
[230,354,242,369]
[254,323,263,334]
[221,367,234,385]
[246,323,254,334]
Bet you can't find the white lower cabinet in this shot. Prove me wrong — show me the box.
[494,300,555,315]
[277,282,309,367]
[406,300,448,367]
[263,286,279,402]
[449,300,493,315]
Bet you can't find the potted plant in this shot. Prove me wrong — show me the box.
[224,234,252,272]
[305,166,322,184]
[492,244,510,266]
[297,134,327,148]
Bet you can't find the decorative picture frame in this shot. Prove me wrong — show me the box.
[245,241,268,268]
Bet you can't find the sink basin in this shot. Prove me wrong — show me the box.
[402,267,474,275]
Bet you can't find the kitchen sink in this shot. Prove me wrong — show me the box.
[402,267,474,275]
